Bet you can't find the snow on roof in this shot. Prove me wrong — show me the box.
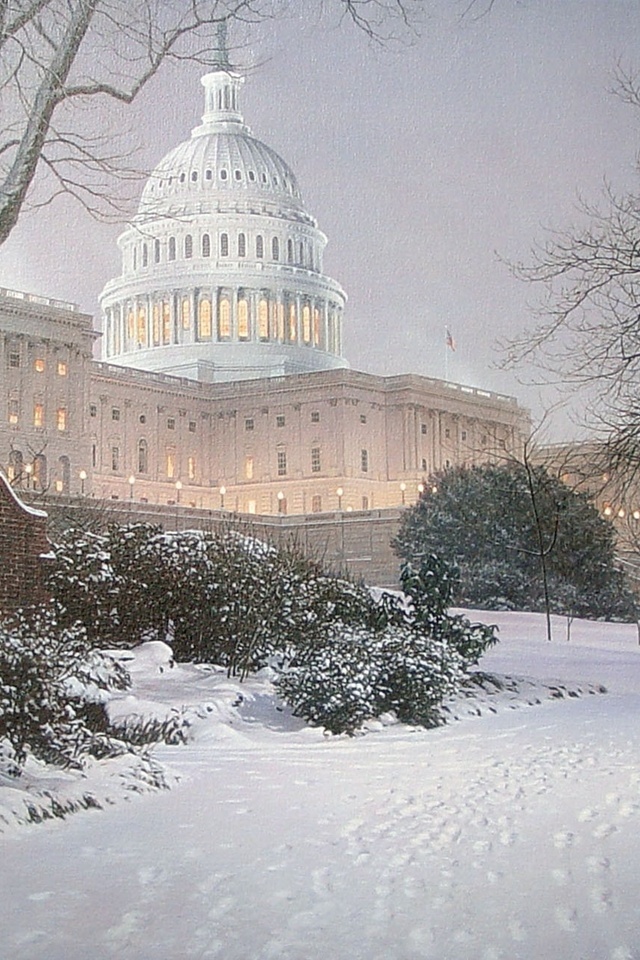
[0,470,48,518]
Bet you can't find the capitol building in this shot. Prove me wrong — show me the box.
[0,52,528,517]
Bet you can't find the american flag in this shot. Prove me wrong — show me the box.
[446,327,456,352]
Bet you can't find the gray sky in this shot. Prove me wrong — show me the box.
[2,0,640,438]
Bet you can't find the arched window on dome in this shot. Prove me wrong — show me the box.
[220,233,229,257]
[313,307,321,346]
[218,298,231,339]
[220,169,228,181]
[154,239,161,264]
[261,172,268,184]
[299,241,304,265]
[138,439,148,474]
[224,85,230,109]
[142,243,148,268]
[256,235,264,258]
[202,233,211,258]
[238,298,249,340]
[302,305,311,344]
[272,237,279,261]
[181,298,190,330]
[184,234,193,259]
[277,302,285,341]
[198,299,212,340]
[133,246,137,271]
[191,171,198,182]
[168,236,176,261]
[238,233,246,258]
[162,301,171,344]
[153,303,161,345]
[205,169,213,181]
[287,239,293,264]
[234,169,242,181]
[258,299,269,340]
[137,307,147,346]
[289,303,297,341]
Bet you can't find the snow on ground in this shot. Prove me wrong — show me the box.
[1,611,640,960]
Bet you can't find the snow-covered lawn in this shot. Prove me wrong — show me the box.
[1,610,639,960]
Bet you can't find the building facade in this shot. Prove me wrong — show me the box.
[0,54,529,517]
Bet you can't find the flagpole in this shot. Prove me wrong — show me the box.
[444,325,449,381]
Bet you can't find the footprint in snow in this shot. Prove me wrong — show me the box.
[593,823,617,840]
[555,905,578,932]
[586,855,611,875]
[578,808,598,823]
[553,830,575,850]
[590,887,613,914]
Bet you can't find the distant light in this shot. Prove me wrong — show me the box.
[633,510,640,521]
[618,508,625,518]
[79,469,87,481]
[128,474,136,486]
[603,506,612,517]
[277,490,284,500]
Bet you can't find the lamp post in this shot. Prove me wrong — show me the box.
[219,485,226,510]
[277,490,285,513]
[79,469,87,496]
[417,482,425,497]
[175,479,182,503]
[400,482,406,505]
[336,487,343,511]
[24,462,33,490]
[128,474,135,499]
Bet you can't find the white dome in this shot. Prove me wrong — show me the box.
[99,65,347,383]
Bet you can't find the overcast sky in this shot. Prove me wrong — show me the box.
[2,0,640,439]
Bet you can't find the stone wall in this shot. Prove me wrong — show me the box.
[0,471,50,617]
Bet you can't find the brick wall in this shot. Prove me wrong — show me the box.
[0,471,50,616]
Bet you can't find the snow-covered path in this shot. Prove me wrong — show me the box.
[2,613,640,960]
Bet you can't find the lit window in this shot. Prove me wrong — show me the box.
[57,408,67,432]
[272,236,279,261]
[245,418,254,431]
[112,408,120,421]
[289,303,297,341]
[248,500,256,514]
[313,307,321,345]
[258,299,269,339]
[198,299,212,339]
[166,450,175,479]
[276,415,285,428]
[220,233,229,257]
[127,309,134,341]
[311,447,321,473]
[182,298,191,330]
[277,302,285,340]
[219,298,231,338]
[361,449,369,473]
[256,235,264,258]
[277,450,287,476]
[362,496,369,510]
[302,305,311,343]
[8,399,19,424]
[162,301,171,344]
[238,299,249,339]
[33,403,43,428]
[35,358,45,373]
[9,353,20,368]
[184,234,193,259]
[137,308,147,346]
[238,233,246,258]
[245,456,254,480]
[202,233,211,257]
[311,411,320,423]
[168,236,176,261]
[188,456,196,481]
[167,417,175,430]
[153,303,161,344]
[311,495,322,514]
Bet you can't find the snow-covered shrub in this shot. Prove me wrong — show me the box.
[400,556,498,666]
[274,624,385,734]
[0,612,130,772]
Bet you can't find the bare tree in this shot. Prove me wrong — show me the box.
[505,68,640,471]
[0,0,422,246]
